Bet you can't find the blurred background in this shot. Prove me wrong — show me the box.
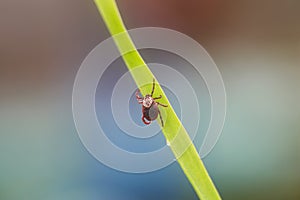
[1,0,300,199]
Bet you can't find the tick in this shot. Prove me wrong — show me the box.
[135,78,168,127]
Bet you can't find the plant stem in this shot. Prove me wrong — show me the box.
[94,0,221,199]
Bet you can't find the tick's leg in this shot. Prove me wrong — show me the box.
[157,102,168,107]
[135,89,142,99]
[142,116,151,125]
[135,89,143,104]
[151,78,155,97]
[157,109,164,127]
[153,95,162,100]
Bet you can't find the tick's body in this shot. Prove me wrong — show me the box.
[142,100,159,123]
[136,79,168,126]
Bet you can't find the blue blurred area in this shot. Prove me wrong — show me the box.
[0,0,300,199]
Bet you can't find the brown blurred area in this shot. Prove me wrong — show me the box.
[119,0,300,41]
[0,0,107,99]
[1,0,299,95]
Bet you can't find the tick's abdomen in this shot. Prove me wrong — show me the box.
[143,103,158,121]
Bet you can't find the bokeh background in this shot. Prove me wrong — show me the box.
[1,0,300,199]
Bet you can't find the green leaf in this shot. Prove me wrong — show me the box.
[94,0,221,199]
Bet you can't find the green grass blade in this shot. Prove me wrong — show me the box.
[94,0,221,199]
